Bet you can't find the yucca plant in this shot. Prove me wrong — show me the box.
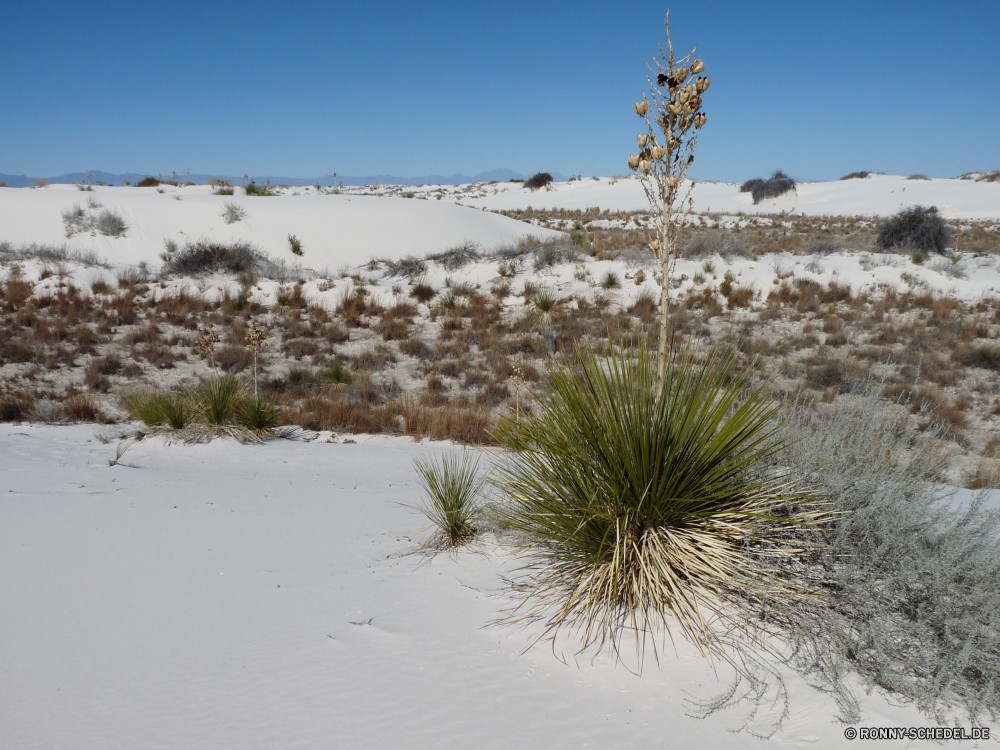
[410,453,487,549]
[237,396,281,433]
[628,12,710,390]
[493,339,822,662]
[124,390,190,430]
[194,375,246,425]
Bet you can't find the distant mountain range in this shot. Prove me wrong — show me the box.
[0,168,568,188]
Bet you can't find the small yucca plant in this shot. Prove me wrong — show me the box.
[194,375,246,425]
[493,339,822,662]
[124,391,190,430]
[410,453,487,549]
[237,396,281,433]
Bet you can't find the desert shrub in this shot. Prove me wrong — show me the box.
[62,204,92,237]
[125,390,190,429]
[524,172,554,191]
[243,181,274,196]
[63,393,103,422]
[220,202,247,224]
[409,453,487,549]
[321,360,351,384]
[959,345,1000,370]
[776,382,1000,724]
[165,240,261,275]
[840,171,871,180]
[193,375,245,425]
[430,241,480,270]
[136,176,160,187]
[906,173,931,181]
[0,390,34,421]
[533,288,557,313]
[288,234,303,256]
[410,281,436,303]
[876,205,953,254]
[213,185,235,196]
[739,178,764,194]
[29,399,64,423]
[237,396,281,432]
[748,170,795,204]
[680,230,752,260]
[383,255,427,278]
[493,340,820,658]
[726,285,754,308]
[95,210,128,237]
[531,237,578,270]
[600,270,621,289]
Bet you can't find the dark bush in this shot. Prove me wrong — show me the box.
[136,176,160,187]
[748,170,795,204]
[840,171,871,180]
[739,178,764,193]
[166,241,261,275]
[876,205,953,254]
[524,172,554,191]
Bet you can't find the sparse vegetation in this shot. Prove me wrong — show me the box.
[220,203,247,224]
[524,172,553,191]
[741,170,796,204]
[877,205,954,254]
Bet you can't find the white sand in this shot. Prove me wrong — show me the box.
[0,184,562,272]
[412,174,1000,221]
[1,424,978,749]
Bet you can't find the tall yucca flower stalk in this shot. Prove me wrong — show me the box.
[493,339,823,663]
[628,11,710,391]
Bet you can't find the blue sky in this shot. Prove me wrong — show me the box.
[2,0,997,181]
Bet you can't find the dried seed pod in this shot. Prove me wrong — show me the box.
[679,117,692,132]
[649,238,660,251]
[651,145,667,160]
[628,154,640,169]
[696,76,711,92]
[637,133,650,148]
[684,99,700,114]
[633,100,649,116]
[667,135,681,150]
[668,100,683,115]
[691,59,705,74]
[675,66,689,84]
[665,175,680,189]
[694,113,707,128]
[639,159,652,175]
[656,72,669,87]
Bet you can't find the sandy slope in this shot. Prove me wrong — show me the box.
[438,174,1000,220]
[1,424,987,749]
[0,184,562,271]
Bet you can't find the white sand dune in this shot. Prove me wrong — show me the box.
[444,174,1000,220]
[0,184,562,272]
[0,424,969,749]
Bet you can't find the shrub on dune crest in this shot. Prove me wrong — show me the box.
[493,340,822,660]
